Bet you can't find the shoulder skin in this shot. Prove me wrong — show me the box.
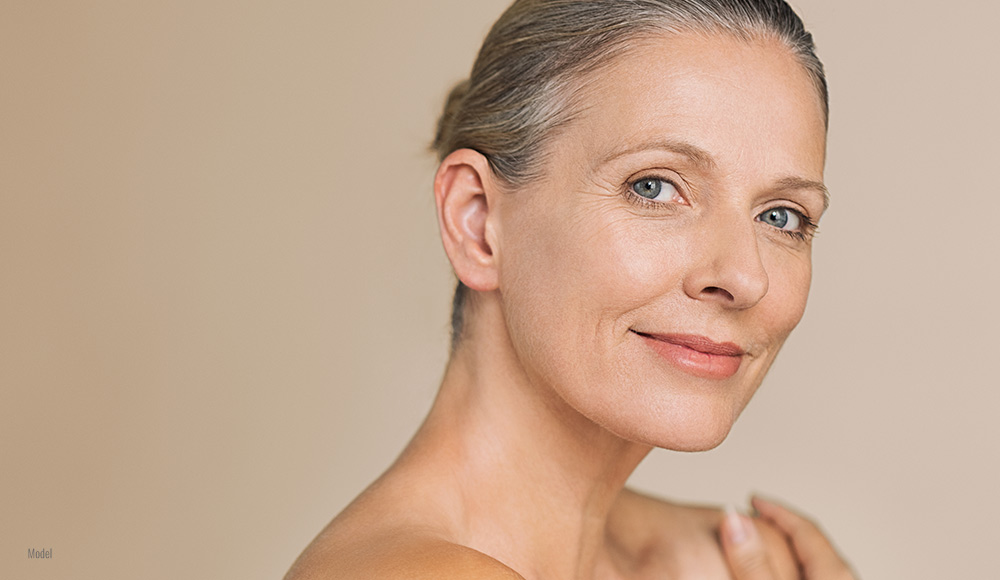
[284,532,525,580]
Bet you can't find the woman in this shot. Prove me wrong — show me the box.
[287,0,855,578]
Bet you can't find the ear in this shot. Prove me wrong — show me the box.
[434,149,501,293]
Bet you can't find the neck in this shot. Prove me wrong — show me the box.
[394,298,652,579]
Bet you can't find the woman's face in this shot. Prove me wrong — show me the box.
[492,32,828,451]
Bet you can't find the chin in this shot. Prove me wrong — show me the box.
[610,398,742,452]
[657,425,734,453]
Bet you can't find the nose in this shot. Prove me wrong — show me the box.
[682,213,769,310]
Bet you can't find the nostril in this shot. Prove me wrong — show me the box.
[702,286,735,301]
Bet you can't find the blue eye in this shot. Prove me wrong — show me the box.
[758,207,801,231]
[631,178,676,201]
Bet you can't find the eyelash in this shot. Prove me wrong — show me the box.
[623,175,820,242]
[765,208,819,242]
[622,174,684,211]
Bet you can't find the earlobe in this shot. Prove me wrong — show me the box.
[434,149,500,293]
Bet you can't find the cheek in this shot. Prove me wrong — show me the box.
[497,207,667,375]
[505,211,681,329]
[499,211,697,424]
[599,221,684,303]
[759,248,813,339]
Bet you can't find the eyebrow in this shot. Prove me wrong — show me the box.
[772,176,830,212]
[595,138,717,171]
[595,138,830,211]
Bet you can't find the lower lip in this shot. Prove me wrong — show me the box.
[638,334,743,380]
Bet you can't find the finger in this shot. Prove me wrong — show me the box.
[720,505,778,580]
[751,496,855,579]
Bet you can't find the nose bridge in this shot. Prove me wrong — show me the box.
[685,206,769,309]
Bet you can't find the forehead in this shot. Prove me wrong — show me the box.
[556,31,827,181]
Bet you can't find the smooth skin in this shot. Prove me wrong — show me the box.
[286,32,854,580]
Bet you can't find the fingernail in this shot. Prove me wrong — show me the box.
[725,504,750,544]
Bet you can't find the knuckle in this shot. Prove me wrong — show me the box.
[732,551,773,579]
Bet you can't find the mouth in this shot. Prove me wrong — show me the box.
[631,330,746,380]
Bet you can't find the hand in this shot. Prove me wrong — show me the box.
[720,496,857,580]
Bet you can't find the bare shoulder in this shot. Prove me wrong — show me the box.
[285,528,525,580]
[612,488,800,580]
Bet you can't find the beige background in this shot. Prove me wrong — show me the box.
[2,1,997,578]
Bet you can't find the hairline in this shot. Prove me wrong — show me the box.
[495,24,829,191]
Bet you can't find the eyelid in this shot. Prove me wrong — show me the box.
[623,170,689,208]
[761,201,816,225]
[766,190,825,223]
[757,204,819,241]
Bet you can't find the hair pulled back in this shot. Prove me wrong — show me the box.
[434,0,828,347]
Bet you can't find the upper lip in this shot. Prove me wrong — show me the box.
[632,331,746,357]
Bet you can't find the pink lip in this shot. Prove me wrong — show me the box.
[633,331,745,380]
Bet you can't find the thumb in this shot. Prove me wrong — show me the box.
[720,505,777,580]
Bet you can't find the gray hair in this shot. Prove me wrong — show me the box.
[433,0,828,348]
